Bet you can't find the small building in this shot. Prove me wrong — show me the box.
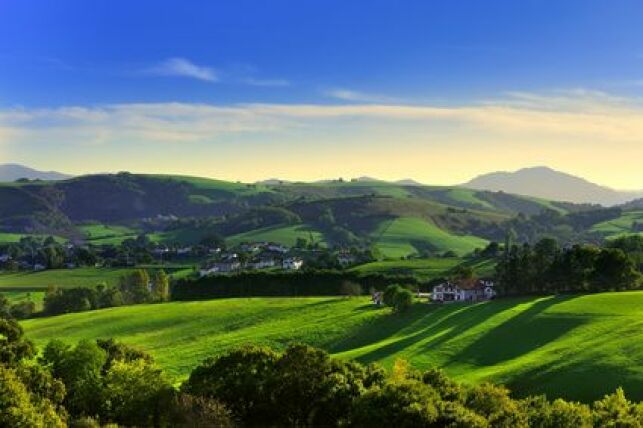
[249,256,277,270]
[0,254,11,263]
[282,257,303,270]
[431,279,495,303]
[338,253,357,267]
[267,243,289,254]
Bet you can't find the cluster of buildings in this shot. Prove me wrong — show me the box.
[199,242,304,277]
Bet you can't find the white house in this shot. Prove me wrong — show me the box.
[282,257,303,270]
[431,279,495,303]
[0,254,11,263]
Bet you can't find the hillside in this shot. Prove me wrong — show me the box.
[464,166,642,206]
[0,171,610,251]
[21,292,643,402]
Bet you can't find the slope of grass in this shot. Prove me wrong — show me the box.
[21,292,643,401]
[78,223,139,245]
[591,211,643,238]
[350,258,461,281]
[372,217,488,258]
[227,224,326,247]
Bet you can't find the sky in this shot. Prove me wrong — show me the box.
[1,0,642,189]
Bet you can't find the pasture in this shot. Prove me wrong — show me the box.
[372,217,488,258]
[21,291,643,402]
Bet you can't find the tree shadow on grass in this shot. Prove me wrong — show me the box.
[450,295,585,366]
[330,297,536,363]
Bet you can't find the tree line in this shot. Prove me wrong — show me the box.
[42,269,169,316]
[171,270,419,300]
[496,236,642,295]
[2,317,642,427]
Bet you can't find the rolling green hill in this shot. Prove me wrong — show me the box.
[0,172,593,245]
[371,217,488,258]
[227,223,326,247]
[21,291,643,401]
[591,210,643,238]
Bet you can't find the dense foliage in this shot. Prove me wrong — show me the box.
[42,269,169,316]
[496,236,642,295]
[172,269,419,300]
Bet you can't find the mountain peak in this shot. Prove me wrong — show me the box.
[463,166,642,206]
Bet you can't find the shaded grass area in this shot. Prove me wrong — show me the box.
[21,292,643,401]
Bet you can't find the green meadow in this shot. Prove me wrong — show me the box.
[591,211,643,238]
[227,223,326,247]
[0,267,134,290]
[372,217,488,258]
[21,291,643,402]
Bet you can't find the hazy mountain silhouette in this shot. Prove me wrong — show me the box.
[0,163,72,182]
[463,166,642,206]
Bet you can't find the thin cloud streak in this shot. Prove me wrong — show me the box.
[144,57,218,82]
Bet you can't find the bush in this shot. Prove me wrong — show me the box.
[340,281,363,297]
[383,284,414,312]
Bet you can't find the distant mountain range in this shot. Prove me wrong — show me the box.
[0,164,72,182]
[2,163,641,206]
[463,166,642,206]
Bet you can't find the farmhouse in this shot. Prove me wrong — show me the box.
[431,279,495,303]
[282,257,304,270]
[249,256,277,270]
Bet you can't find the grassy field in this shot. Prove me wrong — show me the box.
[372,217,488,258]
[227,223,326,247]
[0,266,193,290]
[591,211,643,238]
[1,290,45,310]
[0,232,65,244]
[350,257,461,280]
[0,267,134,290]
[21,292,643,401]
[78,223,139,245]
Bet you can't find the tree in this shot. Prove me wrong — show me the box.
[183,345,279,424]
[119,269,151,304]
[170,394,234,428]
[0,365,66,427]
[41,339,107,417]
[382,284,414,312]
[103,359,174,426]
[592,387,643,427]
[0,318,35,365]
[151,269,170,301]
[592,248,641,291]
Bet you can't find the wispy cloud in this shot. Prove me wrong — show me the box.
[144,57,218,82]
[2,89,642,187]
[324,88,402,103]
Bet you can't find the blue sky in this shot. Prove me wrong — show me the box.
[1,0,642,187]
